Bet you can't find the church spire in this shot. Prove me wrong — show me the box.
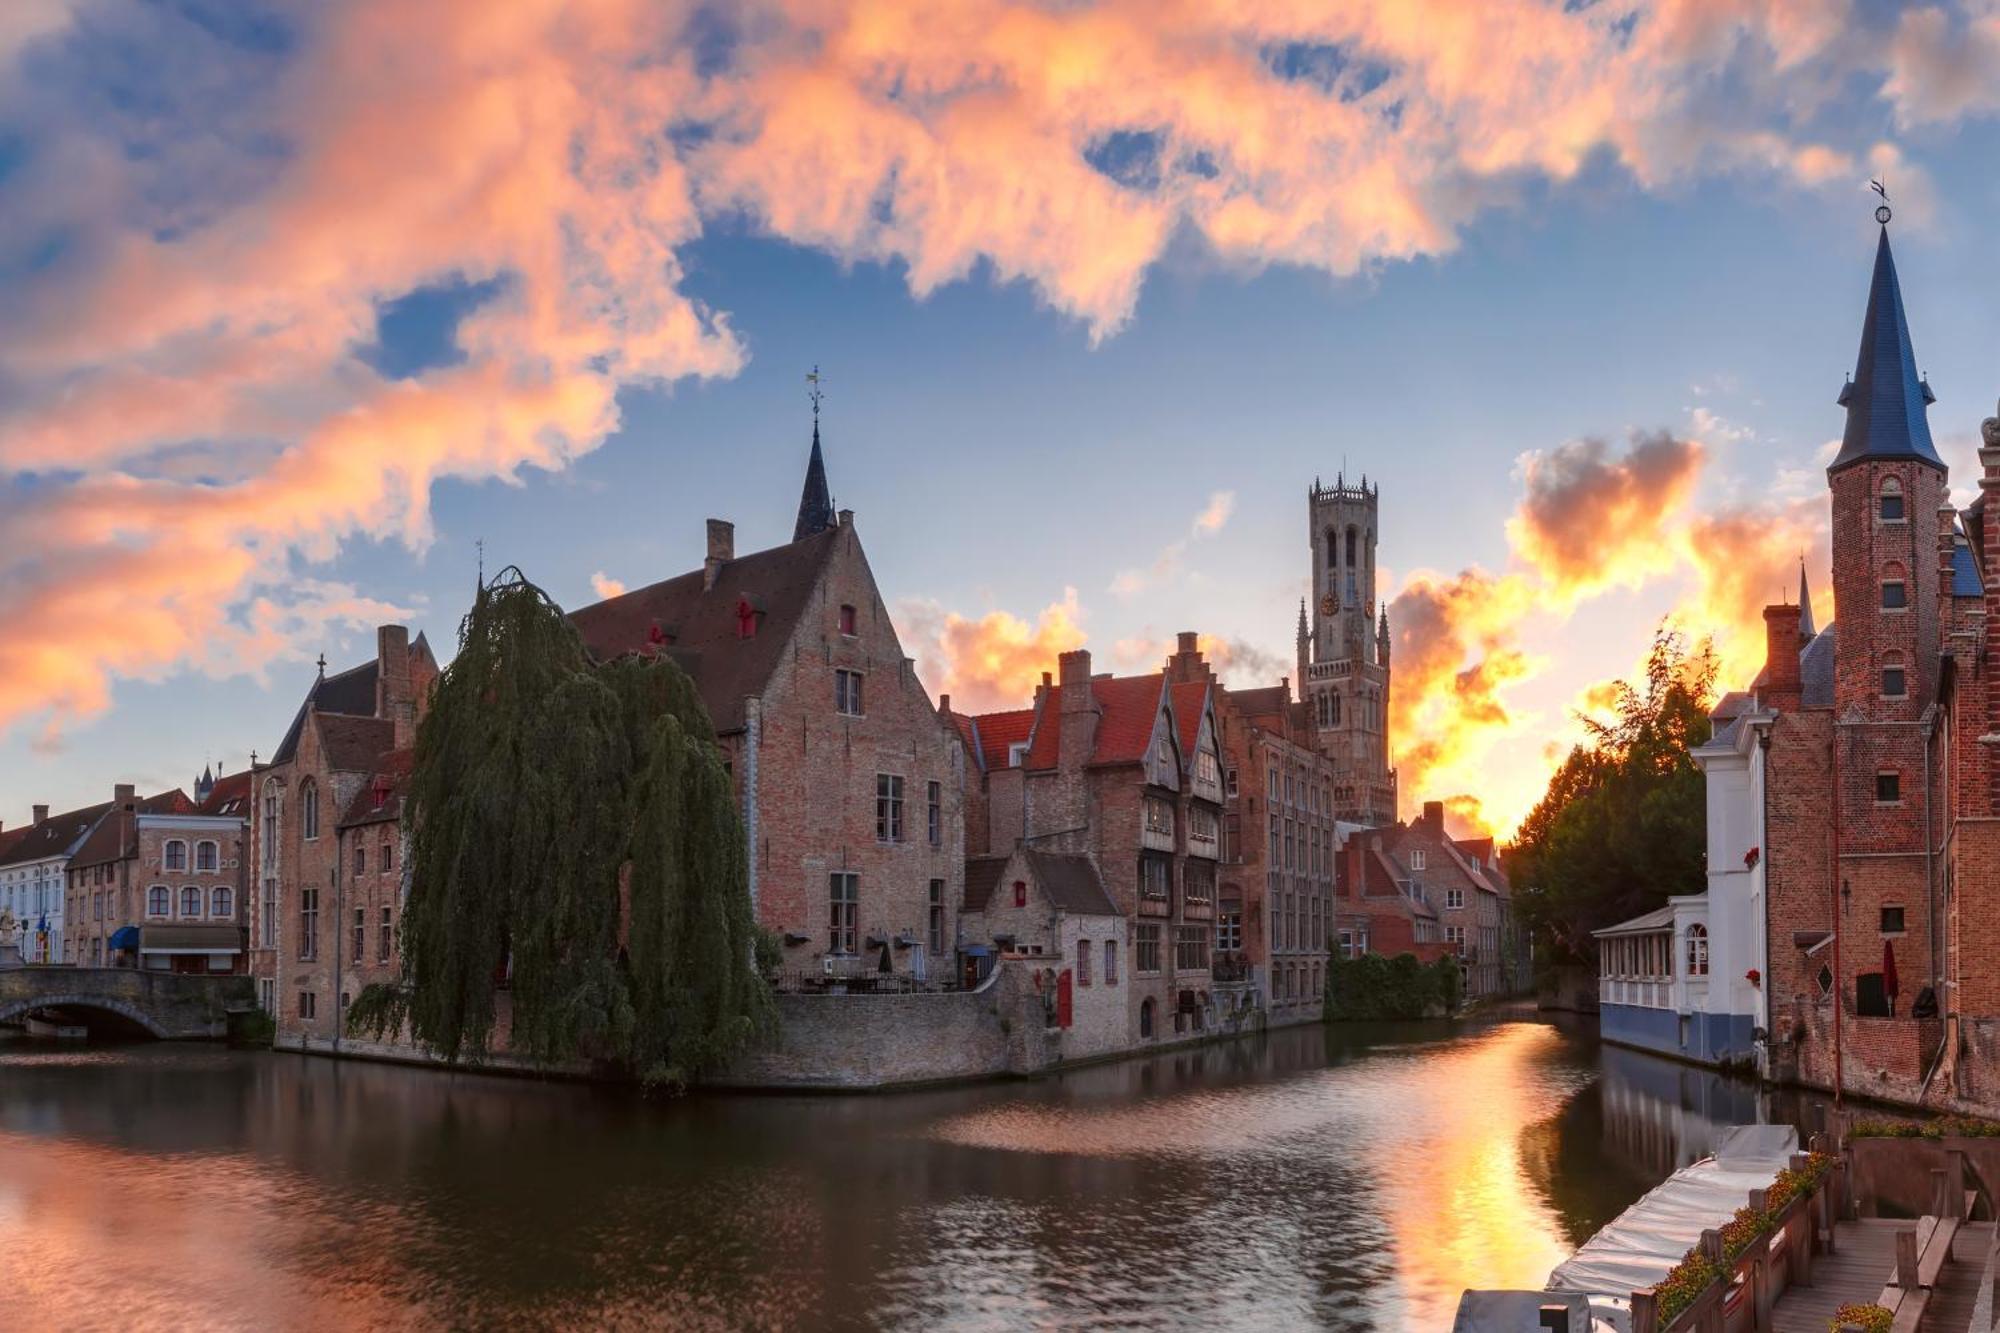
[794,366,835,541]
[1797,558,1816,642]
[1377,603,1391,666]
[1829,223,1942,475]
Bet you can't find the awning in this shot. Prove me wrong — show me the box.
[139,924,243,956]
[961,945,991,957]
[1592,904,1676,939]
[108,925,140,951]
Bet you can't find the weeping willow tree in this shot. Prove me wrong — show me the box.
[349,568,773,1086]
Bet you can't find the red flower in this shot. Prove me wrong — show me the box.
[1745,968,1761,987]
[1743,846,1760,868]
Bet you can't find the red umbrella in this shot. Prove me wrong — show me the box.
[1883,938,1900,1013]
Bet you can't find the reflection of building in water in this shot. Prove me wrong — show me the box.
[1596,1043,1766,1176]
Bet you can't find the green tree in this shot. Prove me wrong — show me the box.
[1506,624,1716,967]
[349,569,773,1087]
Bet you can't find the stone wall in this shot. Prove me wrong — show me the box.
[722,972,1018,1089]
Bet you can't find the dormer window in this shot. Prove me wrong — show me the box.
[838,604,857,637]
[1880,477,1905,522]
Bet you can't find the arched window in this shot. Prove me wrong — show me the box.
[147,886,169,917]
[195,840,219,872]
[180,886,201,917]
[1329,690,1342,726]
[1325,528,1338,569]
[1882,651,1908,699]
[1881,561,1908,611]
[212,886,233,919]
[1139,997,1156,1039]
[261,779,282,868]
[1686,923,1709,976]
[1880,476,1905,522]
[1345,526,1358,566]
[301,779,320,840]
[163,840,187,871]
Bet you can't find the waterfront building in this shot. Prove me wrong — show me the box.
[254,626,436,1035]
[959,848,1126,1059]
[0,799,114,963]
[1332,824,1447,965]
[955,635,1228,1045]
[571,427,967,984]
[1216,677,1338,1024]
[1386,803,1512,1000]
[333,751,412,1017]
[65,782,247,973]
[1712,220,2000,1114]
[1295,475,1398,826]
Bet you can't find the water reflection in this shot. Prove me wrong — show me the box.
[0,1020,1779,1330]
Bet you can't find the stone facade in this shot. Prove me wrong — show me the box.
[1296,475,1397,826]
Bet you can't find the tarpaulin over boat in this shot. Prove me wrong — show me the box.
[1543,1126,1799,1300]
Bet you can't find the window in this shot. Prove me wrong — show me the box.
[1143,796,1174,839]
[1881,564,1908,611]
[259,978,275,1014]
[381,840,393,873]
[180,885,201,917]
[1445,887,1464,910]
[1195,749,1220,789]
[164,840,187,871]
[148,885,169,917]
[838,603,858,636]
[195,841,219,872]
[1876,771,1902,804]
[351,907,365,964]
[828,872,858,954]
[1138,855,1170,900]
[1445,924,1466,950]
[1140,996,1155,1038]
[1184,859,1214,907]
[1880,477,1905,521]
[1216,913,1241,952]
[261,878,277,948]
[300,886,319,960]
[298,991,316,1020]
[835,669,865,716]
[355,844,367,875]
[1881,905,1906,935]
[1226,767,1239,797]
[379,906,393,962]
[1882,655,1907,699]
[301,779,320,840]
[1077,938,1092,985]
[928,879,945,953]
[1136,923,1162,974]
[875,775,904,842]
[1686,922,1709,976]
[1189,805,1219,849]
[927,781,942,847]
[262,781,281,868]
[92,891,104,921]
[212,886,232,918]
[1409,849,1426,871]
[1014,879,1028,908]
[1175,924,1209,972]
[1104,938,1119,985]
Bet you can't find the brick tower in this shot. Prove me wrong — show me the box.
[1299,475,1396,825]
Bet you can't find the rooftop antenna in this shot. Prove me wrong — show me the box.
[1870,178,1891,226]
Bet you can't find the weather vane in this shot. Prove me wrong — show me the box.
[1871,178,1891,225]
[807,365,825,426]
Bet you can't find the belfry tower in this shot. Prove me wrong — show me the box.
[1301,475,1397,825]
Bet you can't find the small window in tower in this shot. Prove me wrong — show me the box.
[1875,770,1902,804]
[1880,905,1906,935]
[1879,477,1905,522]
[1881,578,1907,611]
[1882,655,1907,699]
[838,603,857,636]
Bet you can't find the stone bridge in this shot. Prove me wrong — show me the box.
[0,967,256,1039]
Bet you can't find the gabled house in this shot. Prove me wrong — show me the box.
[960,847,1126,1059]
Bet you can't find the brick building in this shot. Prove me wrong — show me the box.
[1734,221,2000,1113]
[1388,803,1511,999]
[959,848,1126,1060]
[1333,826,1446,964]
[1217,678,1338,1024]
[60,785,231,969]
[1,797,128,964]
[955,635,1227,1045]
[1294,475,1398,825]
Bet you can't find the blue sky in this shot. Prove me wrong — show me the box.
[5,1,2000,835]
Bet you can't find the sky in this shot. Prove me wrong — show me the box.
[4,0,2000,840]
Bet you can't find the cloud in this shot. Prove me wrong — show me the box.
[1884,3,2000,127]
[0,0,1973,746]
[1112,489,1236,595]
[1192,491,1236,535]
[590,571,628,600]
[1506,431,1706,602]
[1110,631,1285,685]
[902,587,1088,713]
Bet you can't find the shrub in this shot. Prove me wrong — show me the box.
[1829,1304,1892,1333]
[1323,951,1461,1021]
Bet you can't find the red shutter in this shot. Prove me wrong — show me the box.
[1057,969,1074,1028]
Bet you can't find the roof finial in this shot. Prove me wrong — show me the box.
[807,364,824,426]
[315,652,326,681]
[1871,177,1890,226]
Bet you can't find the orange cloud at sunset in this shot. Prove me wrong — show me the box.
[1507,432,1706,603]
[900,588,1088,715]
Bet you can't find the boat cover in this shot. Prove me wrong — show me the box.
[1544,1126,1798,1299]
[1452,1291,1614,1332]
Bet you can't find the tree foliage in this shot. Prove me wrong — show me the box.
[1506,624,1716,967]
[1324,951,1462,1021]
[349,568,773,1086]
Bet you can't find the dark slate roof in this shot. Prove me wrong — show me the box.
[794,425,835,541]
[318,715,396,773]
[1228,685,1290,718]
[339,749,413,828]
[1801,624,1836,708]
[963,856,1009,912]
[1953,537,1984,598]
[270,660,380,765]
[0,800,113,868]
[1829,228,1942,475]
[1022,850,1119,917]
[568,526,843,735]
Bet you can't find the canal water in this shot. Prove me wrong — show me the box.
[0,1017,1786,1330]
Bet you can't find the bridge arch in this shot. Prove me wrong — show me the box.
[0,994,173,1039]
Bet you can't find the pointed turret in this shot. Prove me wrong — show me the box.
[1377,604,1391,666]
[1797,559,1815,643]
[794,422,835,541]
[1829,227,1942,475]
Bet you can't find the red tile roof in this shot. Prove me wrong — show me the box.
[1171,680,1209,757]
[963,708,1035,771]
[1006,672,1174,771]
[197,769,253,818]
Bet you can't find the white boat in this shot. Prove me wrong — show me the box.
[24,1013,87,1040]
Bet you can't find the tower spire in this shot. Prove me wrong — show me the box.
[794,366,836,541]
[1829,215,1942,475]
[1797,557,1816,642]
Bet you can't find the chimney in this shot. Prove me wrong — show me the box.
[1420,800,1444,834]
[704,519,734,591]
[838,508,853,529]
[1057,650,1098,771]
[1761,603,1803,708]
[114,783,136,810]
[1177,630,1198,655]
[33,804,48,825]
[377,625,415,749]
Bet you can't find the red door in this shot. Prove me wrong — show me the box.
[1057,969,1074,1029]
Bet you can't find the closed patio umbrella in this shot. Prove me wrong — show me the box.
[1883,938,1900,1016]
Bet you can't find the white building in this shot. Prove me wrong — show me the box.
[0,801,115,965]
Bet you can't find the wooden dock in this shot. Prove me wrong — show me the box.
[1770,1218,1994,1332]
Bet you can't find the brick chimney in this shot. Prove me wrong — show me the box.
[1761,603,1803,709]
[114,783,135,810]
[1057,649,1098,771]
[33,804,48,825]
[1421,799,1444,832]
[704,519,734,591]
[377,624,415,749]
